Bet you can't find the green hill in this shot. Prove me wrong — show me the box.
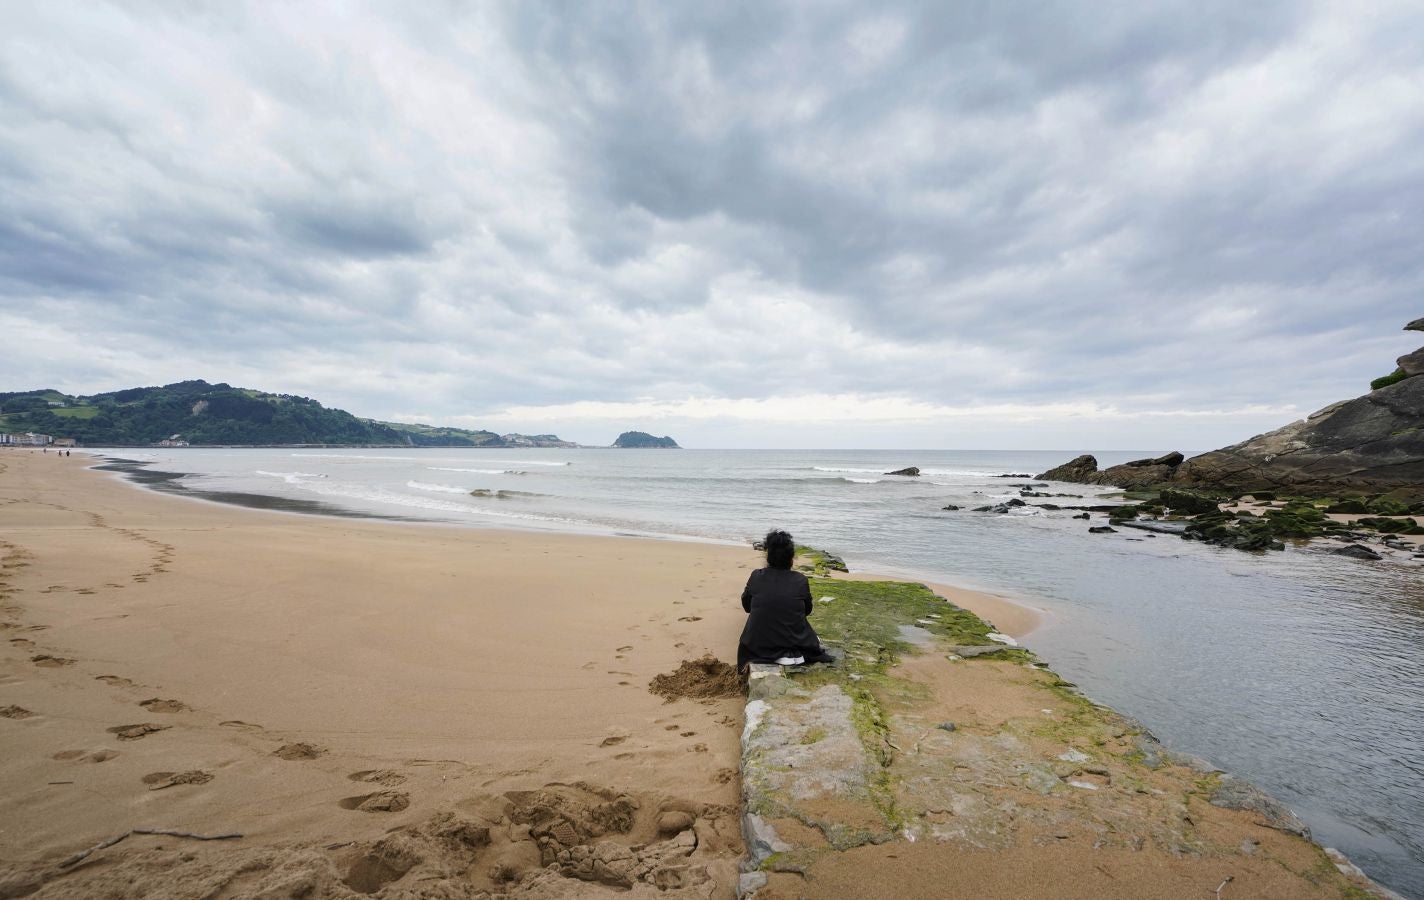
[0,381,565,448]
[611,431,680,448]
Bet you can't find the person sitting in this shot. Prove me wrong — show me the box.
[737,529,835,671]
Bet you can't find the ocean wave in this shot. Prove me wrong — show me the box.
[427,466,526,475]
[469,488,545,499]
[480,459,569,467]
[842,477,881,484]
[918,468,1003,477]
[406,480,469,495]
[811,466,884,474]
[269,478,574,525]
[290,453,420,461]
[256,470,326,483]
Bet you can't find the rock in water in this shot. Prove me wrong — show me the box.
[1038,454,1099,482]
[885,467,920,476]
[1331,544,1383,560]
[1088,526,1117,534]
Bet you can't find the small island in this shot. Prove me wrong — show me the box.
[611,431,680,449]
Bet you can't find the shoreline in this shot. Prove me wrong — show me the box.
[0,451,1399,897]
[81,450,1047,640]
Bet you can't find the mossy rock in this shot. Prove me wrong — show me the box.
[1158,489,1220,515]
[1366,497,1411,516]
[1356,516,1418,534]
[1326,498,1369,514]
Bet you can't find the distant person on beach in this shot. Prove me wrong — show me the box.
[737,529,834,671]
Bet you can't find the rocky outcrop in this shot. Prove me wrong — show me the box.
[1038,320,1424,501]
[884,466,920,476]
[1037,451,1185,489]
[1173,374,1424,500]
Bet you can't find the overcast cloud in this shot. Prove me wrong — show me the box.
[1,1,1420,448]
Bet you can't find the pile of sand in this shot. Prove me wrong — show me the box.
[648,655,743,702]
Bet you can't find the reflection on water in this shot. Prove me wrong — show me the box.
[93,448,1424,896]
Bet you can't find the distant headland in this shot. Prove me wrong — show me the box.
[0,380,581,448]
[611,431,680,449]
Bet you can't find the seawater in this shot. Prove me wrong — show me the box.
[91,447,1424,896]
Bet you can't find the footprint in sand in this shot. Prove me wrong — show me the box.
[274,742,326,760]
[680,731,697,737]
[677,616,703,622]
[9,638,35,648]
[32,654,75,668]
[142,770,214,790]
[338,791,410,812]
[219,720,263,732]
[348,770,406,786]
[2,705,36,719]
[106,723,172,741]
[53,749,118,763]
[95,675,137,687]
[664,724,679,731]
[615,645,632,652]
[599,735,627,747]
[139,698,190,713]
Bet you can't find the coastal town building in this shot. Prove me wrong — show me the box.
[53,437,77,447]
[0,432,53,446]
[155,434,189,447]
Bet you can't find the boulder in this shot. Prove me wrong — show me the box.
[1088,526,1117,534]
[1406,317,1424,332]
[941,504,960,511]
[1398,346,1424,377]
[885,467,920,476]
[1072,512,1091,520]
[1157,489,1220,515]
[1037,452,1184,489]
[1037,454,1098,482]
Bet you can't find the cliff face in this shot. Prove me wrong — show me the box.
[1172,374,1424,499]
[1038,321,1424,500]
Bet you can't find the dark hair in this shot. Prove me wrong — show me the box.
[764,529,795,569]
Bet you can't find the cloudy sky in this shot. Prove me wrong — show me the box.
[1,2,1420,448]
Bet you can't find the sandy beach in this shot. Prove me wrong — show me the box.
[0,451,1036,897]
[7,451,1376,899]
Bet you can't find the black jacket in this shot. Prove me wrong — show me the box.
[737,567,826,669]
